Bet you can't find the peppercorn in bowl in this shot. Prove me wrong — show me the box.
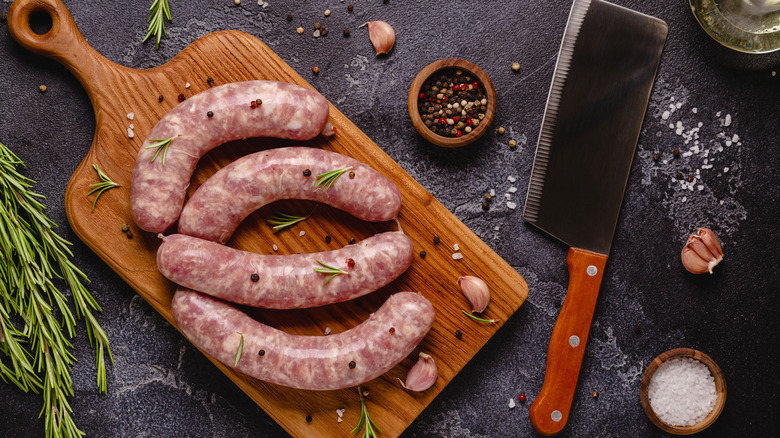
[640,348,727,435]
[408,59,496,148]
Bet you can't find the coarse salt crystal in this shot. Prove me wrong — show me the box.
[509,398,516,409]
[723,114,731,126]
[507,201,517,209]
[127,128,134,138]
[662,110,670,120]
[692,107,698,113]
[723,167,729,173]
[698,185,704,191]
[509,186,518,193]
[337,417,343,423]
[127,112,134,120]
[299,231,306,237]
[324,327,332,336]
[490,189,496,196]
[505,193,512,200]
[129,123,134,130]
[507,175,516,183]
[494,226,500,231]
[272,244,278,251]
[453,243,460,251]
[647,357,717,427]
[185,82,191,89]
[452,253,463,260]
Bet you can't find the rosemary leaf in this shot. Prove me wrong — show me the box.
[234,334,244,367]
[0,140,112,437]
[352,387,381,438]
[313,260,349,285]
[87,164,120,212]
[461,309,498,324]
[142,0,172,49]
[266,209,313,234]
[315,166,353,190]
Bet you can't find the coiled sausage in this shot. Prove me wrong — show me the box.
[157,231,413,309]
[178,147,401,244]
[171,289,434,391]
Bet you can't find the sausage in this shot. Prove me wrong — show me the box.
[131,81,331,233]
[157,232,414,309]
[171,288,434,391]
[178,147,402,243]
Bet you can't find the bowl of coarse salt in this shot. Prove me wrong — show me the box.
[640,348,727,435]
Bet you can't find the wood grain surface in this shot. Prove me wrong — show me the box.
[8,0,528,436]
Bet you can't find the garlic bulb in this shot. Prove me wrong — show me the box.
[457,275,490,313]
[397,352,437,392]
[681,228,723,274]
[365,21,395,55]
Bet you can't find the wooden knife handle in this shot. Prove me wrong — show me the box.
[529,247,607,436]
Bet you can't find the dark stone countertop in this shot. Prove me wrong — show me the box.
[0,0,778,437]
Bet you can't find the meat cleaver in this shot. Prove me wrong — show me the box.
[522,0,667,435]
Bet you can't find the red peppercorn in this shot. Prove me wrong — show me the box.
[388,327,395,334]
[466,118,473,126]
[346,258,356,268]
[519,394,526,402]
[442,96,448,102]
[456,130,463,137]
[473,81,479,89]
[250,100,257,109]
[439,117,446,125]
[453,84,460,91]
[419,92,426,100]
[177,93,185,102]
[453,116,460,123]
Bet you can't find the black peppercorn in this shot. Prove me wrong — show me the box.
[121,223,130,232]
[320,27,328,36]
[455,329,463,340]
[554,298,562,308]
[349,238,356,245]
[433,236,440,245]
[652,153,661,161]
[348,360,356,369]
[286,14,293,21]
[419,251,427,259]
[673,147,680,158]
[207,111,214,118]
[125,230,134,239]
[349,171,355,179]
[687,175,694,182]
[325,235,332,243]
[206,77,214,87]
[158,95,164,102]
[303,169,312,177]
[258,349,265,356]
[305,415,312,423]
[177,93,185,102]
[676,171,683,180]
[482,201,489,210]
[250,273,260,282]
[343,28,350,37]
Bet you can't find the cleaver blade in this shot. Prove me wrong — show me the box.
[522,0,667,435]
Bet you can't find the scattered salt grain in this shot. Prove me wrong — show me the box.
[509,398,516,409]
[185,82,191,89]
[647,357,717,427]
[127,112,135,120]
[507,175,516,183]
[662,110,670,120]
[453,243,460,251]
[490,189,496,196]
[336,408,345,422]
[127,128,134,139]
[506,201,517,209]
[324,327,332,336]
[299,231,306,237]
[452,253,463,260]
[505,193,512,200]
[723,114,732,127]
[692,107,698,114]
[494,226,500,231]
[509,186,518,193]
[723,167,729,173]
[272,244,278,252]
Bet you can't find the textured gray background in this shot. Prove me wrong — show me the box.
[1,0,779,437]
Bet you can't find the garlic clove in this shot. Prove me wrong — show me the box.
[366,21,395,56]
[457,275,490,313]
[681,228,723,274]
[397,352,437,392]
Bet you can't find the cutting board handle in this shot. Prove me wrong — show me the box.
[8,0,113,89]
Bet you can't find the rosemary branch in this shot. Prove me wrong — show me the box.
[145,135,178,166]
[315,166,353,190]
[266,209,313,234]
[87,164,120,212]
[142,0,172,49]
[352,387,381,438]
[313,260,349,285]
[0,141,112,438]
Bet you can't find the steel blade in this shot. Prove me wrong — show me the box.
[523,0,668,255]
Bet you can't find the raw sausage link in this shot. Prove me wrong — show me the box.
[178,147,402,243]
[131,81,331,233]
[157,232,413,309]
[171,289,434,391]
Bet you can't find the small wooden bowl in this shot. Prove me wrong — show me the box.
[640,348,727,435]
[407,59,496,148]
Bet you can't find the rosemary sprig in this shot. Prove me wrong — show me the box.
[315,166,353,190]
[352,387,381,438]
[313,260,349,285]
[461,309,498,324]
[142,0,172,49]
[0,141,112,438]
[144,135,177,166]
[266,209,314,234]
[234,334,244,367]
[87,164,120,212]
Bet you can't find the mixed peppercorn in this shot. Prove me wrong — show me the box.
[417,68,488,138]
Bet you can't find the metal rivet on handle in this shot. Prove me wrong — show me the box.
[569,335,580,347]
[587,265,598,276]
[551,410,563,422]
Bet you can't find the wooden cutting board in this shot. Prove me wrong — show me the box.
[9,0,528,436]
